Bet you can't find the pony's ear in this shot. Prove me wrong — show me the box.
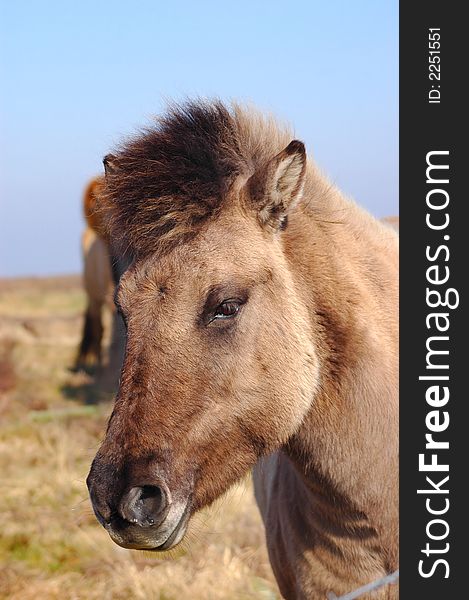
[248,140,306,231]
[103,154,118,177]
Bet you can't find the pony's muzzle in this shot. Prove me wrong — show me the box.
[87,461,192,551]
[118,483,169,528]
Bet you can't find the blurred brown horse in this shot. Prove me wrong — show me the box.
[74,177,113,370]
[74,178,129,389]
[87,101,398,599]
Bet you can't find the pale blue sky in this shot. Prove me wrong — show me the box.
[0,1,398,277]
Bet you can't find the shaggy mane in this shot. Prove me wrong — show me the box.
[102,100,292,258]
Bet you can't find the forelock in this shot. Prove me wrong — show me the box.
[101,100,292,258]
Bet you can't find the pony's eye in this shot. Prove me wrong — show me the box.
[213,300,241,320]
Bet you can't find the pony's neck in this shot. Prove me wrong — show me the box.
[284,174,398,541]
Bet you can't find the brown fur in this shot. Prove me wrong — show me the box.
[87,101,398,599]
[83,176,107,238]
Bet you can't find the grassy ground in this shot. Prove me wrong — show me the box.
[0,276,279,599]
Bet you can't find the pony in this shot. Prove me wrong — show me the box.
[87,101,398,599]
[74,177,128,387]
[74,176,114,370]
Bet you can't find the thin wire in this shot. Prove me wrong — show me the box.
[327,569,400,600]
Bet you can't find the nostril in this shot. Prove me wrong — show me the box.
[119,484,168,528]
[140,485,164,517]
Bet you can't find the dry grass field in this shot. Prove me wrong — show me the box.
[0,276,279,599]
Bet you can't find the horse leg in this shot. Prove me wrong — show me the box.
[97,252,130,391]
[74,300,104,370]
